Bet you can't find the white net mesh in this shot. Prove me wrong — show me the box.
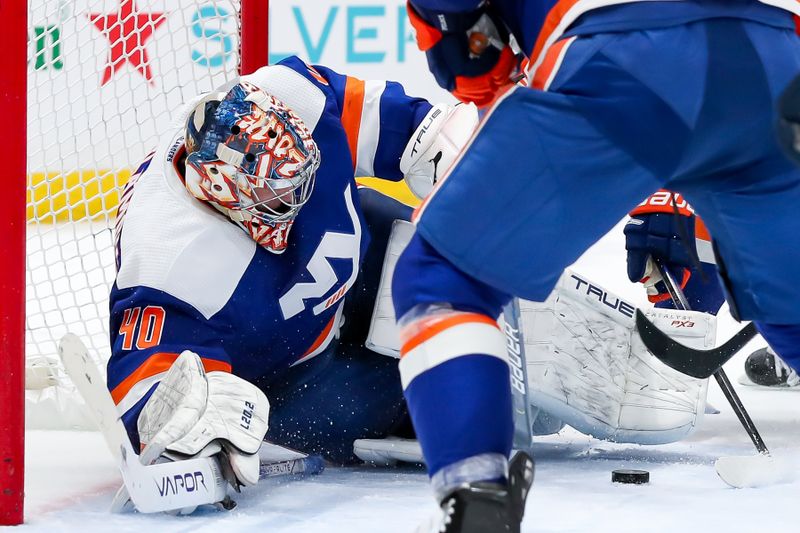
[26,0,243,429]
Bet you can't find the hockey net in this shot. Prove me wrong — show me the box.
[24,0,265,430]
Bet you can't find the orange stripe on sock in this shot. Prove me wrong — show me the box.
[400,312,499,356]
[111,352,232,405]
[341,76,365,170]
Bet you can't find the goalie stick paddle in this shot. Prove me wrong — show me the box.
[110,453,326,514]
[635,311,757,380]
[59,333,324,513]
[59,333,228,513]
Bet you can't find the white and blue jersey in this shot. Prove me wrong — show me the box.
[108,56,431,447]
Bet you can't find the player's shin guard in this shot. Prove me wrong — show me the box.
[398,305,514,500]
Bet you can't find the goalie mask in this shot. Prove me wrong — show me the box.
[184,82,320,253]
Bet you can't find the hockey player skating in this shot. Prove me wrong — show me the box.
[106,56,478,508]
[396,1,800,530]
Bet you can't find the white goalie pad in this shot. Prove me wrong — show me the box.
[366,220,415,358]
[521,270,715,444]
[364,221,714,445]
[353,437,423,466]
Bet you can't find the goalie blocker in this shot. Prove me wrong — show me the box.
[366,221,715,450]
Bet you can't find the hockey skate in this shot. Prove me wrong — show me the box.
[421,452,534,533]
[742,347,799,388]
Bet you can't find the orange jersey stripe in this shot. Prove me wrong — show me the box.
[400,312,499,356]
[110,352,232,405]
[530,0,581,69]
[531,36,573,90]
[341,76,366,170]
[300,315,336,359]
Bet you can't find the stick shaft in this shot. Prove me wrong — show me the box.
[503,299,535,453]
[655,260,769,454]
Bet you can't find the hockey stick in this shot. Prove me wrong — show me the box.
[652,262,768,454]
[649,264,793,487]
[502,299,535,454]
[111,453,326,514]
[59,334,323,513]
[635,311,757,379]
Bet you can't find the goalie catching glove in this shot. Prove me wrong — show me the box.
[400,103,479,199]
[137,351,269,490]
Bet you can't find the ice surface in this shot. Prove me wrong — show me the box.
[21,221,800,532]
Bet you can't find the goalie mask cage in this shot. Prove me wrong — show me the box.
[0,0,268,524]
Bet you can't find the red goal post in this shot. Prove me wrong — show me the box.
[0,0,28,525]
[0,0,268,525]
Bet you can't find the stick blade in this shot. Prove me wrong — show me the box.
[59,334,228,513]
[715,454,796,488]
[635,310,757,379]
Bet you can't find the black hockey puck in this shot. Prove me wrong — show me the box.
[612,469,649,484]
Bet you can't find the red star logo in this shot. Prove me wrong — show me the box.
[87,0,167,86]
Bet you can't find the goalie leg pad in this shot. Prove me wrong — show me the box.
[519,270,714,444]
[366,220,415,357]
[339,188,413,354]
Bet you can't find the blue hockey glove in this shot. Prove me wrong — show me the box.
[407,1,518,107]
[624,191,696,303]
